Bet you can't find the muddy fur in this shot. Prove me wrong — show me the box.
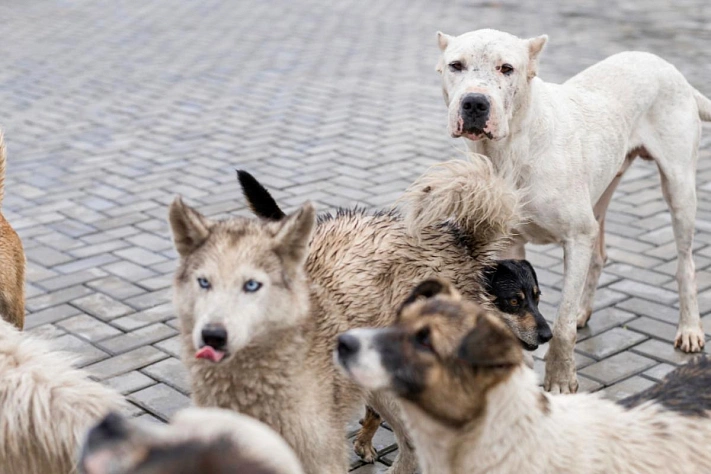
[80,408,304,474]
[0,132,25,330]
[338,280,711,474]
[169,158,521,474]
[0,319,125,474]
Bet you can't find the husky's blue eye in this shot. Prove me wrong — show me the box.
[197,277,211,290]
[243,279,262,293]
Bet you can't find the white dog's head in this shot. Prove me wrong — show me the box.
[436,29,547,141]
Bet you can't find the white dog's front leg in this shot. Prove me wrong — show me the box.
[545,230,597,394]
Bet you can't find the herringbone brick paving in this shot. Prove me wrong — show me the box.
[1,0,711,471]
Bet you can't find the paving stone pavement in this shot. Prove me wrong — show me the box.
[1,0,711,471]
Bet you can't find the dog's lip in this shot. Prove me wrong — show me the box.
[521,341,538,351]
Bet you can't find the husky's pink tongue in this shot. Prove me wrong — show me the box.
[195,346,225,362]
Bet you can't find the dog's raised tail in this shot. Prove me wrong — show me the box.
[400,157,522,246]
[694,88,711,122]
[0,131,6,208]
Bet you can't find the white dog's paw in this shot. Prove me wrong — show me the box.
[576,308,592,329]
[674,325,706,353]
[544,349,578,394]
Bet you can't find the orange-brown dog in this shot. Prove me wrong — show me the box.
[0,132,25,329]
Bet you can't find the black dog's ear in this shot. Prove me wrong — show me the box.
[236,170,286,221]
[519,259,539,284]
[458,313,522,368]
[398,278,461,315]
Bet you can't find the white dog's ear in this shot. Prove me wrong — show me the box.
[169,196,212,257]
[435,31,454,73]
[526,34,548,79]
[273,202,316,271]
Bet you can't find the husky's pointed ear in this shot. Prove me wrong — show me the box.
[435,31,454,73]
[237,169,286,221]
[398,278,461,315]
[458,313,522,368]
[273,202,316,270]
[526,35,548,79]
[169,196,212,257]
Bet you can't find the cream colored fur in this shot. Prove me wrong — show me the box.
[170,162,520,474]
[436,28,711,393]
[404,365,711,474]
[0,319,125,474]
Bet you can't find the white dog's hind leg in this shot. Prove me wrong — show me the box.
[657,160,705,353]
[545,224,598,394]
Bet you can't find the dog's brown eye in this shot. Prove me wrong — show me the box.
[449,61,464,72]
[509,298,519,307]
[414,327,433,352]
[499,63,514,75]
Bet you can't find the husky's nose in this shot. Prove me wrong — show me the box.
[202,324,228,350]
[337,333,361,360]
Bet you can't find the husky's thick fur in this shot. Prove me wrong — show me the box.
[168,158,525,474]
[0,318,125,474]
[338,279,711,474]
[80,408,304,474]
[0,132,25,329]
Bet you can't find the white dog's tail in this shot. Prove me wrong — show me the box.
[400,156,522,249]
[0,131,5,207]
[694,88,711,122]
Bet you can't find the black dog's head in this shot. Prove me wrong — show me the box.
[483,259,552,350]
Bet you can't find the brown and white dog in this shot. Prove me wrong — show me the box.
[0,132,25,329]
[79,408,304,474]
[167,160,537,474]
[337,278,711,474]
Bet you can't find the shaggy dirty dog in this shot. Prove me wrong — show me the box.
[80,408,304,474]
[353,258,551,462]
[0,318,124,474]
[0,132,25,329]
[168,158,536,474]
[337,278,711,474]
[436,28,711,393]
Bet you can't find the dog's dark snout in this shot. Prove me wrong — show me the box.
[538,323,553,344]
[462,93,490,114]
[337,333,361,360]
[460,93,490,133]
[202,324,228,349]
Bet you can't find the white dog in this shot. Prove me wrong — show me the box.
[435,28,711,393]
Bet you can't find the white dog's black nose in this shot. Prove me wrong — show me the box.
[202,324,228,349]
[461,93,490,131]
[337,333,361,360]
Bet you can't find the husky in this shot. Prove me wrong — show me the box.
[337,278,711,474]
[168,158,540,474]
[79,408,304,474]
[0,318,125,474]
[0,132,25,329]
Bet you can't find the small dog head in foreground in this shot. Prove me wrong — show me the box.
[80,408,303,474]
[168,194,315,364]
[337,278,523,427]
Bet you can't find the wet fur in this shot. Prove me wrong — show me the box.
[0,319,125,474]
[170,161,520,474]
[0,132,25,329]
[340,281,711,474]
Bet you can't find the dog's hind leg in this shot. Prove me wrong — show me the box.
[577,157,633,328]
[369,393,418,474]
[653,144,704,353]
[353,406,381,463]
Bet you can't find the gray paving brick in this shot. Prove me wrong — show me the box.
[577,307,638,340]
[142,357,191,394]
[608,280,678,305]
[99,323,177,354]
[632,339,710,365]
[56,314,123,342]
[575,328,648,360]
[26,285,94,312]
[129,383,191,421]
[104,371,157,395]
[643,363,677,382]
[51,334,110,368]
[71,293,135,321]
[24,304,83,329]
[579,352,657,385]
[86,346,169,380]
[600,376,657,401]
[626,317,677,343]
